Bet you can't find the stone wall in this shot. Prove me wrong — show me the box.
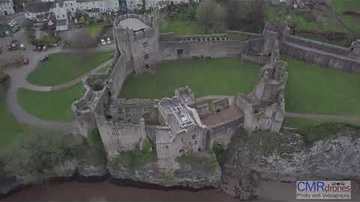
[159,35,264,61]
[96,116,147,158]
[280,32,360,72]
[208,118,242,149]
[72,74,109,137]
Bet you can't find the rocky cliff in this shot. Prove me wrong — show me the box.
[221,124,360,200]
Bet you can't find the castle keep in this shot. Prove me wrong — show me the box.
[72,12,360,172]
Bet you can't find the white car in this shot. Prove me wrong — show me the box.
[100,39,106,46]
[106,37,111,44]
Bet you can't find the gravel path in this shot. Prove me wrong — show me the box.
[4,45,115,132]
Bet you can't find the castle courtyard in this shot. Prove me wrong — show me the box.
[120,58,261,98]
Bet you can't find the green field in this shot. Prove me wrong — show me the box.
[27,51,113,86]
[120,58,260,98]
[17,84,84,121]
[286,59,360,116]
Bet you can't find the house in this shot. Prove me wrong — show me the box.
[0,0,15,16]
[24,0,120,31]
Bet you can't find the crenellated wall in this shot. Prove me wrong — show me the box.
[159,33,264,61]
[280,31,360,72]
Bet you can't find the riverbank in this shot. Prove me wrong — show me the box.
[1,181,359,202]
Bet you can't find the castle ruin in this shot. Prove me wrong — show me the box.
[72,12,359,175]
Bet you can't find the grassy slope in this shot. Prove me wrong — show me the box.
[17,84,84,121]
[331,0,360,34]
[27,51,113,86]
[284,118,325,129]
[0,87,24,149]
[265,5,345,33]
[160,18,204,35]
[120,58,260,98]
[286,59,360,116]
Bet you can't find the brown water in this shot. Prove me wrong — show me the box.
[1,181,360,202]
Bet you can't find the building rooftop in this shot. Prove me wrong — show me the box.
[119,18,150,32]
[159,97,195,131]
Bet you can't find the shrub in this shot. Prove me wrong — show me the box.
[110,138,155,170]
[2,131,83,180]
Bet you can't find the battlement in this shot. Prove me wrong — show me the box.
[113,12,159,42]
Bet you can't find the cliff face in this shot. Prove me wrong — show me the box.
[108,151,222,189]
[221,126,360,200]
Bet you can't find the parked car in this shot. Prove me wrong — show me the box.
[8,40,19,51]
[33,45,47,52]
[100,38,106,46]
[23,57,30,65]
[40,56,49,63]
[8,40,25,51]
[106,37,111,44]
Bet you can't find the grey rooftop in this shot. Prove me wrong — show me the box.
[119,18,150,31]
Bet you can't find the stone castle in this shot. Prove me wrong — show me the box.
[72,12,360,172]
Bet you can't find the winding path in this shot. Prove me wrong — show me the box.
[4,45,115,132]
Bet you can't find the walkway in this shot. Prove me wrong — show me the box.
[4,45,115,132]
[285,112,360,126]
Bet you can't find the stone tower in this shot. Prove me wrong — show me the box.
[113,11,160,74]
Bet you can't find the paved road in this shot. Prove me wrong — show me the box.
[3,44,115,132]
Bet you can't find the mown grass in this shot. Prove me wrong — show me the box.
[120,58,260,98]
[17,84,84,121]
[285,59,360,116]
[27,51,113,86]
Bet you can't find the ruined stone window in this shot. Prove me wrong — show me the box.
[144,54,149,60]
[143,42,148,47]
[192,135,196,140]
[177,49,183,56]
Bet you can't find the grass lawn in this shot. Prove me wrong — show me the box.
[160,18,204,35]
[17,84,84,122]
[120,58,260,98]
[285,59,360,116]
[27,51,113,86]
[0,86,24,150]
